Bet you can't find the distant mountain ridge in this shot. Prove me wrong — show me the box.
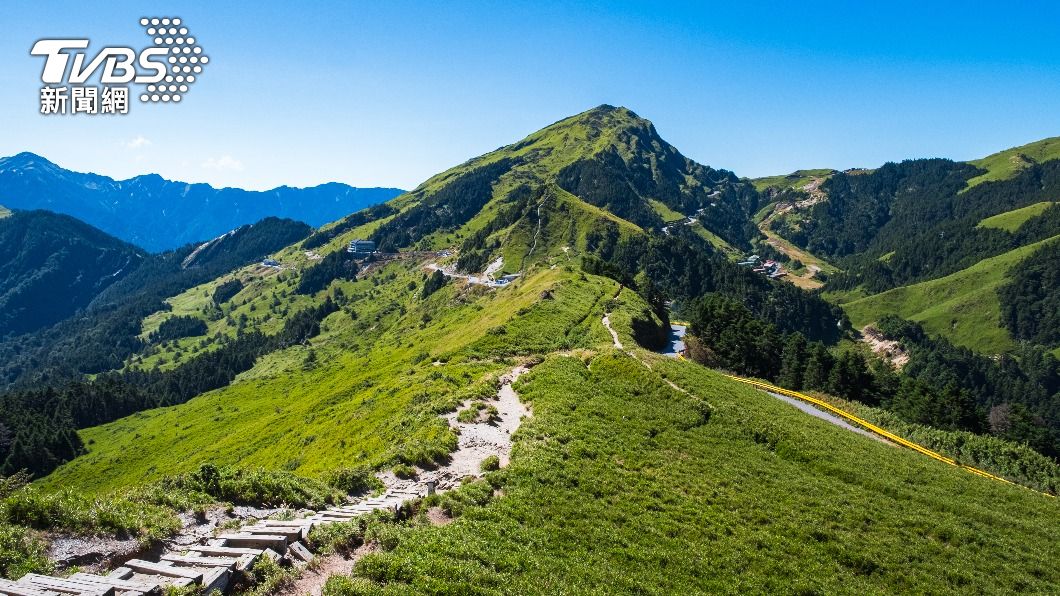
[0,210,145,337]
[0,153,403,252]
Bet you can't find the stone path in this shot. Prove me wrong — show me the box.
[1,490,422,596]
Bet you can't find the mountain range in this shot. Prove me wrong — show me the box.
[0,152,403,252]
[0,106,1057,592]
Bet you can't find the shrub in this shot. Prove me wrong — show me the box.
[1,488,179,543]
[239,554,295,596]
[322,574,379,596]
[0,523,52,580]
[392,464,417,479]
[326,467,384,496]
[480,455,500,472]
[212,278,244,304]
[160,464,341,509]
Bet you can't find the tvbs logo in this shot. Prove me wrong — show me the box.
[31,17,209,115]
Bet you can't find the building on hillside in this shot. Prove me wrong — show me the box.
[348,239,376,254]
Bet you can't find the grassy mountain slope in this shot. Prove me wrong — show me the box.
[966,136,1060,188]
[42,263,624,492]
[373,105,760,256]
[751,168,834,192]
[977,201,1058,232]
[24,108,1060,592]
[841,235,1060,353]
[41,253,1060,591]
[329,351,1059,594]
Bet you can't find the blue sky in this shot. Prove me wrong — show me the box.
[2,1,1060,190]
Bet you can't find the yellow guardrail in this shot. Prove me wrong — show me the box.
[723,374,1055,498]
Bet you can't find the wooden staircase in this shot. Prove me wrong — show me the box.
[1,488,422,595]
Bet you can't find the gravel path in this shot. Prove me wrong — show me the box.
[381,366,531,493]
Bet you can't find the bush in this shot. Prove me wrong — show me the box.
[1,488,179,542]
[437,479,494,518]
[326,467,383,496]
[392,464,417,479]
[239,554,295,596]
[0,523,52,580]
[480,455,500,472]
[160,464,341,509]
[322,574,379,596]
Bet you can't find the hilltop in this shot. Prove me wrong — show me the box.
[966,136,1060,188]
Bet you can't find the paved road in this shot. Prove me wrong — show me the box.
[766,391,889,444]
[662,324,686,357]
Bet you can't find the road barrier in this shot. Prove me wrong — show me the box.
[724,374,1054,498]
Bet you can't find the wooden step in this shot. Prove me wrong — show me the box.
[0,578,58,596]
[201,569,230,594]
[186,545,263,557]
[18,575,114,595]
[242,526,306,541]
[69,574,157,595]
[122,561,202,582]
[287,541,314,563]
[260,519,314,528]
[160,554,238,570]
[216,533,287,550]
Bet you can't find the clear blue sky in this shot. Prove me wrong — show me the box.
[2,1,1060,190]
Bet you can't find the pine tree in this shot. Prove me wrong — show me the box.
[803,343,833,390]
[778,333,808,389]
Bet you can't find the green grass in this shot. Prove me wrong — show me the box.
[751,169,834,192]
[690,221,740,257]
[976,201,1057,232]
[841,235,1060,353]
[42,266,621,493]
[326,351,1060,593]
[648,198,686,223]
[966,136,1060,188]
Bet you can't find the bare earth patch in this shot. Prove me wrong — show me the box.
[288,543,381,595]
[861,326,909,370]
[380,365,532,493]
[426,506,453,526]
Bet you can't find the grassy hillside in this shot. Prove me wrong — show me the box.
[23,108,1060,592]
[751,168,834,192]
[327,351,1060,593]
[42,264,622,492]
[648,198,686,222]
[977,201,1057,232]
[43,255,1060,591]
[966,136,1060,188]
[841,235,1060,353]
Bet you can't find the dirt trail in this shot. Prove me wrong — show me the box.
[380,366,531,493]
[602,314,623,349]
[288,543,378,596]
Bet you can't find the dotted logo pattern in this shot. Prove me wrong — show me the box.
[138,17,208,103]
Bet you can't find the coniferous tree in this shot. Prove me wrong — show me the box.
[778,333,808,389]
